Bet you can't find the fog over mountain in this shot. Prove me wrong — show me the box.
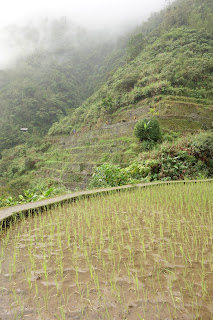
[0,0,168,67]
[0,0,167,29]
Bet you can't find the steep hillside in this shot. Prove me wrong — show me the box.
[49,25,213,134]
[0,0,213,198]
[0,20,126,153]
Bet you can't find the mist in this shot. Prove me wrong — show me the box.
[0,0,168,67]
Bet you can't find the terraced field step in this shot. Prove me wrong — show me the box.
[38,130,138,190]
[52,122,138,148]
[61,140,135,151]
[43,161,101,169]
[45,144,135,155]
[159,101,212,118]
[37,168,92,188]
[39,165,95,176]
[163,95,213,105]
[163,100,212,109]
[42,159,133,171]
[1,179,212,225]
[63,181,89,190]
[159,118,204,131]
[43,150,136,164]
[45,137,135,152]
[41,94,213,190]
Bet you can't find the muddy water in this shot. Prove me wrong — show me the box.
[0,183,213,319]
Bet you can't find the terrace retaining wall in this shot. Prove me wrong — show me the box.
[0,179,212,228]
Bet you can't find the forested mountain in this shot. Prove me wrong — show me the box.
[0,0,213,198]
[0,19,127,153]
[1,0,212,152]
[49,0,213,134]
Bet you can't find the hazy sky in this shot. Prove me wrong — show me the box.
[0,0,167,30]
[0,0,168,67]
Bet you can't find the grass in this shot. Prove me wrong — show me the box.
[0,181,212,319]
[158,118,202,131]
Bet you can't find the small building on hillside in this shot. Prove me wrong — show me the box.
[20,128,28,132]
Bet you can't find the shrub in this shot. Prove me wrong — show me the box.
[138,140,156,151]
[24,157,36,170]
[191,132,213,173]
[90,161,152,188]
[6,176,31,197]
[163,131,180,142]
[123,161,150,180]
[89,164,129,188]
[191,132,213,158]
[0,183,67,208]
[134,118,161,142]
[90,131,213,188]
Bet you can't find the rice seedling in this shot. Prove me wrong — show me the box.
[0,181,212,319]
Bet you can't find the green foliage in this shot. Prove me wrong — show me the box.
[191,132,213,172]
[90,160,155,188]
[0,21,126,153]
[123,162,150,180]
[50,23,213,135]
[144,133,213,180]
[134,118,161,142]
[1,0,213,197]
[0,184,66,208]
[156,151,197,181]
[6,176,31,197]
[101,153,110,163]
[0,142,44,181]
[162,0,213,33]
[163,131,180,142]
[89,164,129,188]
[191,132,213,158]
[127,33,145,61]
[90,131,213,188]
[101,96,117,115]
[139,140,157,151]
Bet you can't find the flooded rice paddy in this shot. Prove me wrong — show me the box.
[0,182,212,320]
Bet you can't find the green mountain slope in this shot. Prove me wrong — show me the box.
[49,23,213,134]
[0,0,213,198]
[0,21,126,153]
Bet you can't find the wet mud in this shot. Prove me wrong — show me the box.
[0,183,212,319]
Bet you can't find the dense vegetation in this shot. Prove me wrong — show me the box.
[0,19,127,153]
[0,0,213,199]
[49,0,213,134]
[134,118,161,142]
[90,131,213,188]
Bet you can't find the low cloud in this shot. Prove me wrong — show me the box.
[0,0,167,67]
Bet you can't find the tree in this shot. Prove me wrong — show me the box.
[134,118,161,142]
[101,96,115,115]
[127,33,145,61]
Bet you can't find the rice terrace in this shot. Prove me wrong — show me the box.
[0,180,212,320]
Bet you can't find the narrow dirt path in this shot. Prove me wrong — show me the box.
[0,179,212,225]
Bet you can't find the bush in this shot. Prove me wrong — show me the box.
[24,157,36,170]
[191,132,213,158]
[134,118,161,142]
[90,161,152,188]
[89,164,129,188]
[138,140,156,151]
[0,180,68,208]
[163,131,180,142]
[122,161,150,180]
[191,132,213,173]
[6,176,31,197]
[90,131,213,189]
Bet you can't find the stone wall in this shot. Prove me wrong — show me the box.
[60,120,137,147]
